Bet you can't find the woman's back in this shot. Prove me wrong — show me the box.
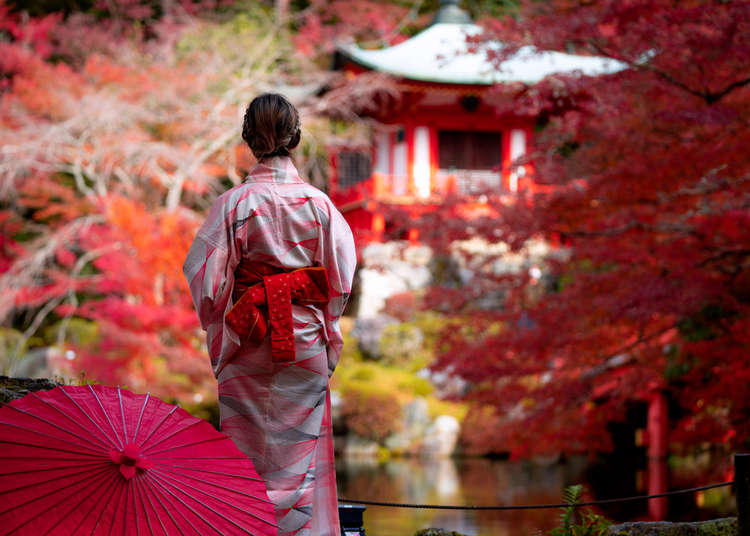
[184,94,356,536]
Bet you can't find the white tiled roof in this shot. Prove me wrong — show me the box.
[338,23,626,85]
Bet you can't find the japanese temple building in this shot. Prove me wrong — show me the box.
[328,0,622,243]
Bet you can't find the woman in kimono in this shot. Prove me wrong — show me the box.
[184,94,357,536]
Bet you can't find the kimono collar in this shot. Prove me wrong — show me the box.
[246,155,304,184]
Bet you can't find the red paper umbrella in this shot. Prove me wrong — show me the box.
[0,385,277,536]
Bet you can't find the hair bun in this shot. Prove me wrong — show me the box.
[242,94,301,159]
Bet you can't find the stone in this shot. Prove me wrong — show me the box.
[418,368,468,399]
[378,323,424,364]
[0,376,61,407]
[356,268,410,319]
[356,242,433,319]
[608,518,737,536]
[342,435,380,458]
[421,415,460,457]
[351,314,399,359]
[403,397,431,434]
[383,432,412,453]
[414,530,468,536]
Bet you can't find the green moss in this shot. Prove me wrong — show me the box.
[608,518,737,536]
[334,361,431,403]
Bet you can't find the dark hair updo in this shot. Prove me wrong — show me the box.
[242,93,301,159]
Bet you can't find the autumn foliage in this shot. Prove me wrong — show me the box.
[415,0,750,456]
[0,0,305,400]
[4,0,750,458]
[0,0,425,402]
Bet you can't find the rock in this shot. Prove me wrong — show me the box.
[608,518,737,536]
[0,376,61,407]
[421,415,460,457]
[351,314,399,359]
[418,368,468,399]
[383,432,411,453]
[403,397,431,434]
[379,323,424,364]
[357,268,410,319]
[384,397,433,454]
[342,435,380,458]
[356,242,432,318]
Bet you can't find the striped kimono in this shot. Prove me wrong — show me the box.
[183,156,356,536]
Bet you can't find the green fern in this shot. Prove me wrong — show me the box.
[547,485,611,536]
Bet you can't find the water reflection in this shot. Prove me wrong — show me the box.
[336,456,587,535]
[336,455,735,535]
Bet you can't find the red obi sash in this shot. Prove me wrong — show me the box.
[226,261,330,362]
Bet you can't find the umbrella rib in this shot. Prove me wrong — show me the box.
[129,478,141,536]
[0,436,106,459]
[0,465,112,513]
[124,478,133,536]
[148,471,274,534]
[60,387,120,450]
[0,459,107,478]
[146,435,227,457]
[103,475,127,536]
[150,463,264,482]
[133,476,158,536]
[150,456,247,460]
[89,384,124,450]
[142,473,227,536]
[28,390,113,451]
[73,473,120,535]
[141,419,204,455]
[149,468,277,527]
[4,466,113,534]
[138,406,179,450]
[0,462,111,493]
[0,454,106,461]
[132,393,151,446]
[140,474,198,536]
[0,408,108,454]
[118,387,129,446]
[41,465,114,536]
[154,465,274,504]
[91,475,125,536]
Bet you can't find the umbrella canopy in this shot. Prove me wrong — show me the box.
[0,384,277,536]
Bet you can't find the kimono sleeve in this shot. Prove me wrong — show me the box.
[322,204,357,376]
[183,235,232,331]
[183,198,242,376]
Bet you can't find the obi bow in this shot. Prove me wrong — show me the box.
[225,262,330,362]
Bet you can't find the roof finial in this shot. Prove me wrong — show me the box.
[432,0,472,25]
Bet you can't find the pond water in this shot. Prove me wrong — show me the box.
[335,454,736,535]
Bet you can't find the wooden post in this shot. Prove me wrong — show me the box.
[339,504,366,535]
[737,454,750,536]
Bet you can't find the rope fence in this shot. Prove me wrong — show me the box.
[338,455,750,536]
[339,480,734,511]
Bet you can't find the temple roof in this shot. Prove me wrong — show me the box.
[337,22,626,85]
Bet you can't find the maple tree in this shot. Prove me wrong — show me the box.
[0,0,420,401]
[0,2,291,398]
[409,0,750,457]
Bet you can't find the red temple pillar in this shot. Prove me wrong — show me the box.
[647,391,668,520]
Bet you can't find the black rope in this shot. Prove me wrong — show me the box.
[338,480,734,510]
